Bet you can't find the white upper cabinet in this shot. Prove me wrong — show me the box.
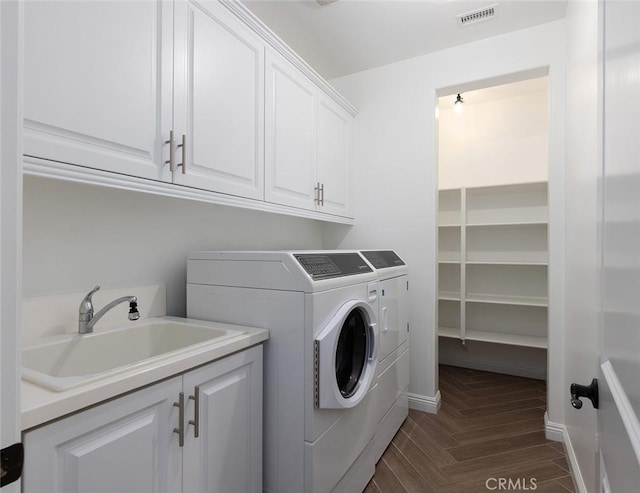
[23,0,173,181]
[264,50,317,210]
[22,0,356,222]
[265,51,353,217]
[172,1,265,199]
[317,96,352,217]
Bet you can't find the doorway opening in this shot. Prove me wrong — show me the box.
[436,73,550,384]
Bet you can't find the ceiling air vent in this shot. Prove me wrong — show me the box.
[457,4,498,27]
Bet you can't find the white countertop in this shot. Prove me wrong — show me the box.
[21,316,268,430]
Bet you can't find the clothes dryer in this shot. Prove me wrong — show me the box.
[360,250,410,462]
[361,250,409,362]
[187,251,380,493]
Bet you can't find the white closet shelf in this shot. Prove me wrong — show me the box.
[466,221,548,227]
[464,182,548,225]
[465,294,548,307]
[464,181,548,191]
[437,181,549,352]
[465,260,548,266]
[438,292,461,301]
[438,326,461,339]
[438,327,548,349]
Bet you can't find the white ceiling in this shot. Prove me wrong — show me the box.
[242,0,568,80]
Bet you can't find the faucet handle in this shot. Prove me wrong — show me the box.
[84,285,101,301]
[79,285,101,318]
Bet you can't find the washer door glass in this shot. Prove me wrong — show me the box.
[335,309,368,398]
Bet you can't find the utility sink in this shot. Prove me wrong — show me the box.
[22,318,246,392]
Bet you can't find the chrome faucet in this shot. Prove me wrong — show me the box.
[78,285,140,334]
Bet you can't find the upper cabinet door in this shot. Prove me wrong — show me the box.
[264,50,317,210]
[317,96,352,217]
[173,1,265,199]
[23,0,173,181]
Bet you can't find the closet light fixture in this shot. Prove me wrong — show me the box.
[454,93,464,114]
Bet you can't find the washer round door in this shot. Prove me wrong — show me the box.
[315,300,378,409]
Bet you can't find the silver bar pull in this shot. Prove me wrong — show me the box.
[188,385,200,438]
[314,182,321,205]
[176,134,186,174]
[173,392,185,447]
[165,130,175,172]
[320,183,325,206]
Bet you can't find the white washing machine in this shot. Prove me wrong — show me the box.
[186,251,380,493]
[360,251,410,462]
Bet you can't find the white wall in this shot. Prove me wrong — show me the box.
[323,20,566,423]
[564,0,600,491]
[438,84,549,189]
[22,176,324,316]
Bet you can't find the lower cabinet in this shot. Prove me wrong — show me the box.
[22,345,263,493]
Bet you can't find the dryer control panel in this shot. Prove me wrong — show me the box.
[294,253,372,280]
[361,250,406,269]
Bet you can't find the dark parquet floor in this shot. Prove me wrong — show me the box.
[365,365,576,493]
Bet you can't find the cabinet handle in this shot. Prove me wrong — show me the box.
[176,134,186,174]
[173,392,185,447]
[165,130,176,172]
[320,183,325,206]
[314,182,321,205]
[188,386,200,438]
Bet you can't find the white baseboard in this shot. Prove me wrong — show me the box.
[439,356,546,380]
[544,412,565,442]
[544,412,587,493]
[407,391,440,414]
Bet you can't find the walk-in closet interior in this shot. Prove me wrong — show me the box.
[437,76,550,382]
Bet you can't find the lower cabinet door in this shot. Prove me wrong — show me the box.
[182,346,263,493]
[22,377,183,493]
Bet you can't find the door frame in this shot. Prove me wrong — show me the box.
[1,1,23,491]
[432,65,567,437]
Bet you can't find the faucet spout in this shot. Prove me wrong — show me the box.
[78,286,140,334]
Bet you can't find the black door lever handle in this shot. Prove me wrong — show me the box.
[570,378,599,409]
